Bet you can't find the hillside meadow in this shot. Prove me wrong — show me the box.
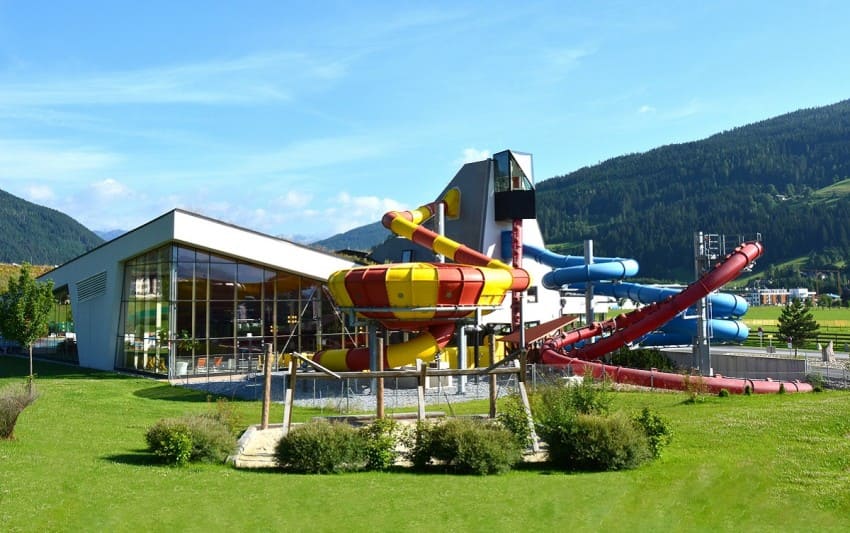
[2,356,849,532]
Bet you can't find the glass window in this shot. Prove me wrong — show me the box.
[117,242,349,376]
[209,259,236,300]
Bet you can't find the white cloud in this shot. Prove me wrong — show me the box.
[89,178,130,199]
[321,191,406,234]
[240,136,391,175]
[459,148,490,165]
[277,190,314,208]
[638,105,656,114]
[543,46,593,75]
[0,139,119,181]
[0,52,348,107]
[25,185,55,202]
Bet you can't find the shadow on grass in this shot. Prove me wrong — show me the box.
[1,355,136,381]
[133,383,216,402]
[103,449,160,467]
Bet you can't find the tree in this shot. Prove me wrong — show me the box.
[0,264,55,392]
[777,298,820,357]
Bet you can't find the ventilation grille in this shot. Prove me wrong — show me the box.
[77,271,107,303]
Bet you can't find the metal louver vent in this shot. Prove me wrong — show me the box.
[76,271,107,303]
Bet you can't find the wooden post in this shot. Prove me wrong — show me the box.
[260,343,273,430]
[517,379,539,453]
[417,360,427,421]
[376,337,385,419]
[489,371,497,418]
[282,360,298,435]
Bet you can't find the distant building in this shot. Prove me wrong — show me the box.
[745,287,812,306]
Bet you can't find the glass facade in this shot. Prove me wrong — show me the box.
[116,243,345,377]
[493,151,532,192]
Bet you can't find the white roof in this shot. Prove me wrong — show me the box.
[44,209,356,287]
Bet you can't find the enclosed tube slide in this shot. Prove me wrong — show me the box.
[503,234,639,287]
[314,189,531,372]
[539,242,763,362]
[520,239,749,345]
[584,281,749,344]
[536,241,812,393]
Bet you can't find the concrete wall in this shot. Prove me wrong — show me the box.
[666,351,807,381]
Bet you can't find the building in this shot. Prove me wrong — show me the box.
[39,210,355,378]
[36,149,644,378]
[744,287,813,306]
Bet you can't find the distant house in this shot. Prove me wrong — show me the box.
[745,287,812,306]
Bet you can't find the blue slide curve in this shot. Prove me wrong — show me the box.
[514,237,750,346]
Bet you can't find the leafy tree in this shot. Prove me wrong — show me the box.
[776,298,820,356]
[0,264,55,392]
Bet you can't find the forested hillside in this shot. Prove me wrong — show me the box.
[0,189,103,264]
[314,221,390,253]
[316,99,850,292]
[537,99,850,281]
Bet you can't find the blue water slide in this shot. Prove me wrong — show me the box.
[579,283,750,343]
[514,234,750,346]
[518,240,639,289]
[588,281,749,318]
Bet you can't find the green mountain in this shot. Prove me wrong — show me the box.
[317,99,850,286]
[537,99,850,281]
[0,189,103,265]
[313,221,391,253]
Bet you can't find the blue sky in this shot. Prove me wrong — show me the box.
[1,1,848,241]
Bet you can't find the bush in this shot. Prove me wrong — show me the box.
[0,383,39,439]
[533,373,613,428]
[145,413,236,466]
[359,417,399,471]
[533,376,612,445]
[607,347,678,371]
[145,419,193,466]
[718,388,730,398]
[544,412,651,471]
[183,414,237,463]
[207,396,242,436]
[497,393,534,448]
[682,372,708,403]
[407,418,521,475]
[632,407,672,459]
[275,421,365,473]
[806,373,825,392]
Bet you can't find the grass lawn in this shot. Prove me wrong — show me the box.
[2,356,850,532]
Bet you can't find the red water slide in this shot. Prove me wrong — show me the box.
[538,242,812,393]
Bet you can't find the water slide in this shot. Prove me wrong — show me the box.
[314,189,531,371]
[535,242,813,393]
[519,239,750,346]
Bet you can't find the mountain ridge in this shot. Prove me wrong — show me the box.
[316,99,850,284]
[0,189,103,265]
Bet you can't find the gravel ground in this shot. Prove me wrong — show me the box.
[179,371,521,412]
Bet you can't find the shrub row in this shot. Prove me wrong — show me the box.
[275,418,400,474]
[502,377,672,472]
[274,417,520,475]
[408,418,522,475]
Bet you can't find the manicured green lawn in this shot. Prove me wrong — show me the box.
[2,356,850,532]
[743,305,850,324]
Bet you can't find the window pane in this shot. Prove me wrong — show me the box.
[209,261,236,300]
[209,301,234,338]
